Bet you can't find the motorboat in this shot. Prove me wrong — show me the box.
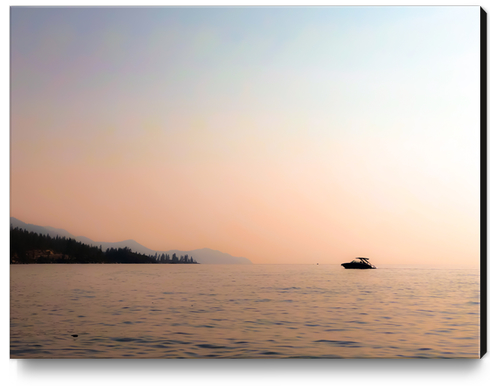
[341,257,376,269]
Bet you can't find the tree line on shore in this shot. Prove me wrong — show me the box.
[10,227,198,264]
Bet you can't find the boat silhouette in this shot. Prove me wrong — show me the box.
[341,257,376,269]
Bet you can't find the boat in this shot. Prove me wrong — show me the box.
[341,257,376,269]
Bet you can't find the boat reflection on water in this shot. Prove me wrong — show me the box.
[341,257,376,269]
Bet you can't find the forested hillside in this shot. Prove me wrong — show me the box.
[10,227,198,264]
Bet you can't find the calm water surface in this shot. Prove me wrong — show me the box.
[10,264,480,358]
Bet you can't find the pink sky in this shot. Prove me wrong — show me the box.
[10,7,480,265]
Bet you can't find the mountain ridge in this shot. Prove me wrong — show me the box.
[10,217,253,264]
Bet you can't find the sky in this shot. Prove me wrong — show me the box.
[9,6,481,265]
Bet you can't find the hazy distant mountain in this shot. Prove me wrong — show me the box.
[98,239,157,256]
[161,248,252,265]
[44,226,77,239]
[10,217,253,264]
[74,235,97,246]
[10,217,74,239]
[68,236,156,256]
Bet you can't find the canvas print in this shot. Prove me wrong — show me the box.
[10,6,483,359]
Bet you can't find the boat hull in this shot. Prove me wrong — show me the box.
[341,263,375,269]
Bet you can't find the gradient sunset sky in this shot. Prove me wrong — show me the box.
[10,6,480,265]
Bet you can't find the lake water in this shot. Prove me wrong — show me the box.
[10,264,480,359]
